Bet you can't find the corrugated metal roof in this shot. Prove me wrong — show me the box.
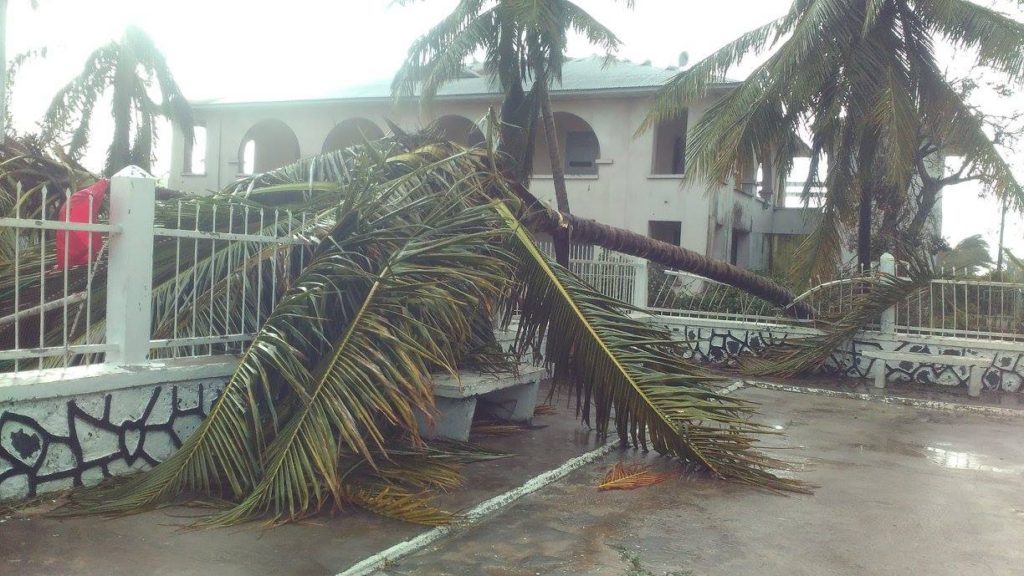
[195,56,735,107]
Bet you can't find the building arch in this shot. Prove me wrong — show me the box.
[532,111,601,176]
[433,115,486,147]
[238,119,300,174]
[322,117,385,153]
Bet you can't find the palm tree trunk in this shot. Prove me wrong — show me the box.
[106,56,133,177]
[904,181,940,245]
[538,85,571,267]
[528,207,811,317]
[857,186,873,272]
[506,180,811,317]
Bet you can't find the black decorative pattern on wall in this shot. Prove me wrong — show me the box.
[666,325,789,366]
[822,340,882,379]
[0,383,219,499]
[881,342,1024,392]
[666,324,1024,392]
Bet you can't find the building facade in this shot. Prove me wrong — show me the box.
[169,57,817,271]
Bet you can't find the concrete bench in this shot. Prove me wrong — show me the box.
[416,364,547,442]
[861,349,993,397]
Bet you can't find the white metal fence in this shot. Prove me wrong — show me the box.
[535,241,647,308]
[648,269,796,323]
[0,182,114,371]
[893,271,1024,342]
[4,167,1022,382]
[147,197,313,358]
[0,169,313,377]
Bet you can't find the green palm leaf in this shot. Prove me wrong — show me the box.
[496,203,805,492]
[203,201,511,525]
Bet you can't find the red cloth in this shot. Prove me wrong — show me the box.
[55,179,108,269]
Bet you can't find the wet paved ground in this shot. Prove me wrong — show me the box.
[386,386,1024,576]
[3,385,1023,575]
[0,388,606,576]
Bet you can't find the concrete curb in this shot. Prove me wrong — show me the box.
[337,440,618,576]
[743,380,1024,419]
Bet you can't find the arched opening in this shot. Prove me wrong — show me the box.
[433,115,486,147]
[533,112,600,176]
[322,118,385,153]
[238,119,300,174]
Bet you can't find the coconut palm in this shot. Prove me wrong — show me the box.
[936,234,994,275]
[642,0,1024,280]
[393,0,631,266]
[40,26,194,176]
[12,135,803,525]
[391,1,812,310]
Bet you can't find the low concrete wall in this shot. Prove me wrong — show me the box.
[656,316,1024,393]
[0,358,234,501]
[4,318,1021,502]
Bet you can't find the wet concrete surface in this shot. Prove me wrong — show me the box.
[752,371,1024,410]
[386,387,1024,576]
[3,385,1023,575]
[0,389,608,576]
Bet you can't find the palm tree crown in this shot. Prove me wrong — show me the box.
[393,0,628,179]
[41,25,194,176]
[643,0,1024,280]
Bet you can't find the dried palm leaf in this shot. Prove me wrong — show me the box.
[599,462,675,491]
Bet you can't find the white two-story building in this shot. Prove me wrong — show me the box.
[169,56,816,271]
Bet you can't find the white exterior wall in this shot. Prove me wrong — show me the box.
[170,90,802,270]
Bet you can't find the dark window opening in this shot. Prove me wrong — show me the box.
[652,114,688,175]
[730,229,750,267]
[649,220,682,246]
[565,131,599,176]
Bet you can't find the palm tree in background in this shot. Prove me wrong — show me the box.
[389,0,811,310]
[936,234,994,275]
[41,25,193,176]
[393,0,631,265]
[642,0,1024,281]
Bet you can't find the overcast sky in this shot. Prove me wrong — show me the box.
[7,0,1023,260]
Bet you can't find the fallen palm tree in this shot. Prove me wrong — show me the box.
[1,134,814,524]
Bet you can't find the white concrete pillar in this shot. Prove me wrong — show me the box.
[632,257,649,309]
[879,252,896,335]
[105,166,156,365]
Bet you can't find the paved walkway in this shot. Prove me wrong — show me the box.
[386,386,1024,576]
[0,392,606,576]
[3,385,1023,575]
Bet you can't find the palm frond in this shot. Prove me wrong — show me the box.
[917,0,1024,82]
[203,201,511,525]
[747,259,933,377]
[496,202,806,492]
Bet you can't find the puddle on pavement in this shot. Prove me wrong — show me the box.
[924,446,1021,475]
[850,438,925,457]
[851,439,1021,474]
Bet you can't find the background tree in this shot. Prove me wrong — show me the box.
[389,1,811,314]
[41,25,193,176]
[643,0,1024,280]
[935,234,994,275]
[394,0,630,265]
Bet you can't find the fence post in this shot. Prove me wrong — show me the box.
[105,166,155,365]
[632,257,649,309]
[879,252,896,335]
